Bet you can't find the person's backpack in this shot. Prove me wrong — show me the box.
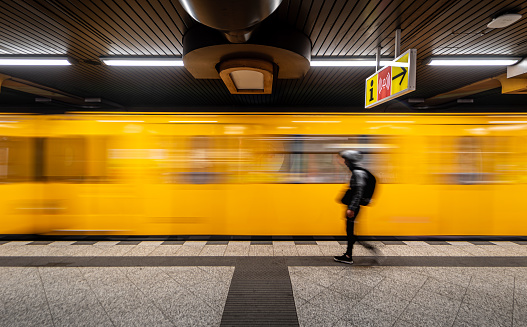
[356,168,376,206]
[339,168,377,206]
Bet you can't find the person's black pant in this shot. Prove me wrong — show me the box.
[345,206,360,255]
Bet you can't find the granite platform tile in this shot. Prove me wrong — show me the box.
[338,266,386,287]
[120,266,170,287]
[407,245,451,256]
[187,278,231,312]
[223,241,250,256]
[513,304,527,327]
[326,275,373,301]
[403,241,430,246]
[490,241,521,246]
[352,243,381,257]
[248,244,274,256]
[273,245,299,256]
[295,300,342,327]
[290,273,328,302]
[317,245,344,256]
[418,267,473,288]
[371,277,423,301]
[298,267,345,288]
[122,245,159,256]
[447,241,475,246]
[384,245,427,256]
[399,300,460,327]
[476,245,518,256]
[147,245,182,256]
[515,276,527,308]
[90,245,136,256]
[420,276,468,301]
[378,267,428,287]
[48,241,75,246]
[132,271,224,326]
[316,240,341,246]
[354,286,410,315]
[94,241,119,246]
[431,245,474,256]
[2,241,30,246]
[197,266,235,285]
[137,241,163,246]
[452,245,494,256]
[453,302,512,327]
[153,291,222,326]
[0,300,54,327]
[296,245,324,256]
[345,301,401,327]
[198,244,227,256]
[39,268,114,327]
[308,287,362,320]
[462,287,514,318]
[468,270,515,290]
[392,319,419,327]
[174,244,205,256]
[79,268,175,327]
[0,267,54,327]
[0,245,35,256]
[162,266,211,286]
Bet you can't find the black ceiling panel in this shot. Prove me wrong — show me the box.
[0,0,526,112]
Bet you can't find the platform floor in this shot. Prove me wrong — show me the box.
[1,240,526,326]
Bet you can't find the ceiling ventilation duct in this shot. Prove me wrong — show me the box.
[179,0,311,94]
[178,0,282,43]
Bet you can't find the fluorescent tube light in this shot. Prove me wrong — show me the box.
[0,57,71,66]
[310,60,393,67]
[101,57,184,66]
[426,57,521,66]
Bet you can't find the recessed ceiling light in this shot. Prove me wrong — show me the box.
[426,56,521,66]
[0,57,71,65]
[310,58,393,67]
[100,57,184,66]
[487,13,522,28]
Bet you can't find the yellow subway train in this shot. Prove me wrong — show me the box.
[0,112,526,237]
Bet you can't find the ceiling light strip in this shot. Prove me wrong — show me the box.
[101,58,184,66]
[426,57,521,66]
[310,60,393,67]
[0,58,71,66]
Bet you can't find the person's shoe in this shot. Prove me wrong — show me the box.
[334,254,353,264]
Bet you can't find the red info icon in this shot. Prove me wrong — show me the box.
[377,67,391,101]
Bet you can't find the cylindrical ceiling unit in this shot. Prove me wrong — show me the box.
[178,0,283,43]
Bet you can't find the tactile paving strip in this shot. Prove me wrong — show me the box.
[220,257,299,326]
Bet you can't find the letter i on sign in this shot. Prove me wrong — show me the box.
[366,75,377,106]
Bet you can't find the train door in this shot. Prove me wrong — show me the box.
[434,125,495,235]
[488,122,527,235]
[0,117,38,234]
[142,120,229,235]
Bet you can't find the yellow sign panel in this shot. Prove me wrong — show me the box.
[391,53,409,95]
[365,75,377,107]
[365,49,416,109]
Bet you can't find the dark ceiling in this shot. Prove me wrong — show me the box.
[0,0,526,113]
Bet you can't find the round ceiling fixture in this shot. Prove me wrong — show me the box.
[487,13,522,28]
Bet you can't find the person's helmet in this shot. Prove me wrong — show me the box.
[339,150,362,163]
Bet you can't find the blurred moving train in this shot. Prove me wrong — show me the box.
[0,112,526,237]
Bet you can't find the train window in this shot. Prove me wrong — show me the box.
[426,135,505,185]
[0,136,33,183]
[250,135,399,184]
[44,137,87,182]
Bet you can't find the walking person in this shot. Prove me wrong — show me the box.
[334,150,377,264]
